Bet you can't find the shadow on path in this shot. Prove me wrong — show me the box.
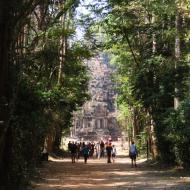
[31,157,190,190]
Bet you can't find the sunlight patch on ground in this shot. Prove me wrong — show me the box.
[42,178,59,181]
[48,156,147,165]
[110,171,144,176]
[32,157,190,190]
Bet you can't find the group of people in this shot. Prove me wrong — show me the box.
[68,140,138,167]
[67,140,117,164]
[68,141,96,164]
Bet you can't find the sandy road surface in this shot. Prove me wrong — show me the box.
[31,157,190,190]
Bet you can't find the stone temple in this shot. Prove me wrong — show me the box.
[70,54,121,141]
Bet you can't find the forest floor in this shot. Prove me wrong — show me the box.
[31,156,190,190]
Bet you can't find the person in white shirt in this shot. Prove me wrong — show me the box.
[112,145,117,163]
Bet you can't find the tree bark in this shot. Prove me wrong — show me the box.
[58,11,67,85]
[174,12,181,109]
[0,1,14,186]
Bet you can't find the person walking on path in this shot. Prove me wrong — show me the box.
[70,142,77,163]
[82,143,90,164]
[95,142,101,159]
[129,141,138,167]
[106,142,113,163]
[112,145,117,163]
[100,140,105,158]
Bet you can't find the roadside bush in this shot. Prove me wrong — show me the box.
[164,99,190,166]
[7,81,49,190]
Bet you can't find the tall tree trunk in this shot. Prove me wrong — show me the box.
[0,1,14,186]
[133,108,137,139]
[58,1,67,85]
[146,110,158,159]
[58,18,67,85]
[150,13,158,158]
[174,12,181,109]
[149,117,158,158]
[152,14,156,54]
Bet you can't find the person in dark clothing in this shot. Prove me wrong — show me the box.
[106,142,113,163]
[89,142,95,157]
[100,140,105,158]
[82,144,90,164]
[70,142,77,163]
[68,141,72,152]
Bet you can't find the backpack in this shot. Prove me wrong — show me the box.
[130,144,137,155]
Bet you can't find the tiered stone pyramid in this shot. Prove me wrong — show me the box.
[71,53,121,141]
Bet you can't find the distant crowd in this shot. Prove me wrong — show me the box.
[68,140,138,167]
[67,140,117,164]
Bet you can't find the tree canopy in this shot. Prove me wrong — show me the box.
[90,0,190,164]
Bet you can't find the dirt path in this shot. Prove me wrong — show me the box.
[31,157,190,190]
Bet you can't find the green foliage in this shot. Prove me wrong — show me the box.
[163,99,190,166]
[136,131,148,156]
[0,0,92,189]
[90,0,190,163]
[8,80,50,190]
